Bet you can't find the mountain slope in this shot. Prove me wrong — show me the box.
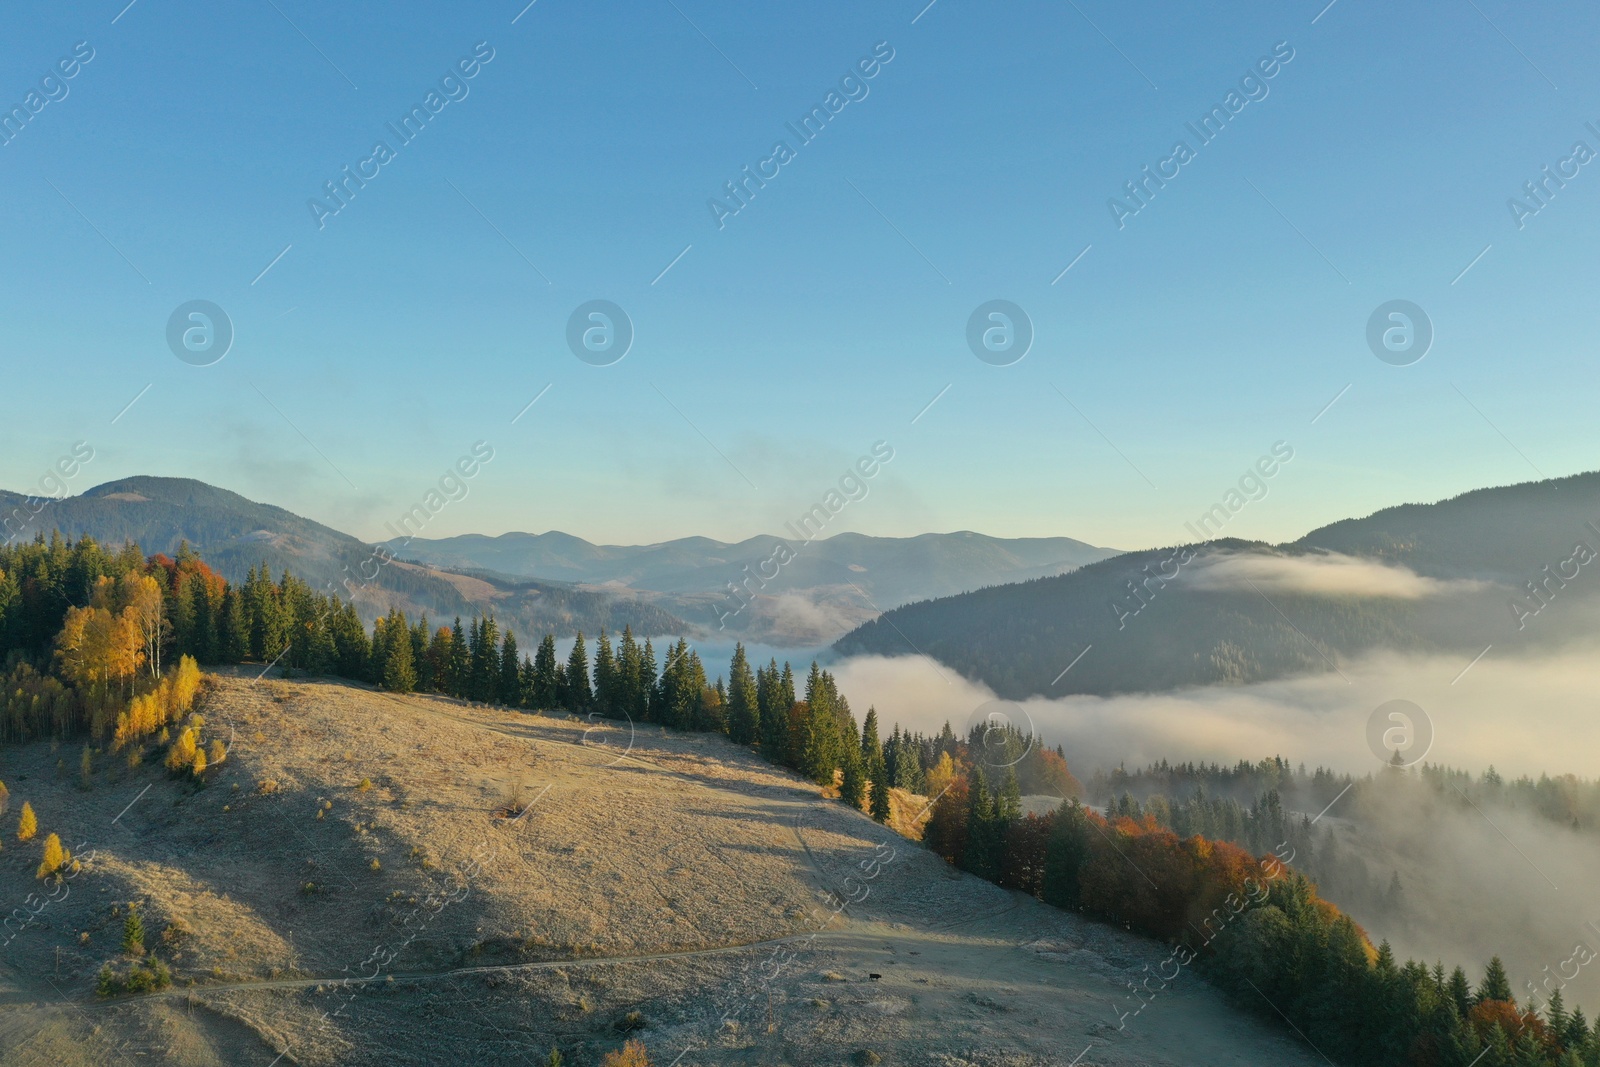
[0,672,1325,1067]
[0,477,685,639]
[834,472,1600,698]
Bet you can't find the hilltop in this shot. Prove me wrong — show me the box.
[0,672,1318,1066]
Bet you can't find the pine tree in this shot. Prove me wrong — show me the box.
[757,660,788,761]
[861,707,882,768]
[998,767,1022,820]
[411,616,432,692]
[725,643,760,745]
[564,632,592,711]
[79,745,92,790]
[498,630,521,707]
[446,617,469,697]
[839,740,865,810]
[1478,957,1513,1003]
[593,629,616,716]
[617,627,641,719]
[122,903,145,955]
[869,752,891,823]
[532,635,560,709]
[17,800,36,841]
[382,615,416,694]
[639,640,658,722]
[219,587,249,663]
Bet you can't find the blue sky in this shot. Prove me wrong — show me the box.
[2,0,1597,551]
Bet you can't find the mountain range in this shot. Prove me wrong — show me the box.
[833,471,1600,698]
[0,477,685,641]
[384,528,1118,644]
[0,476,1117,647]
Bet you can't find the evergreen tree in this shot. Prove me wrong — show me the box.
[962,766,1003,881]
[1478,957,1513,1003]
[638,640,658,722]
[796,662,843,784]
[532,634,560,710]
[757,659,789,761]
[411,616,432,693]
[840,744,865,811]
[122,904,145,956]
[999,767,1022,820]
[446,617,469,697]
[726,643,760,745]
[593,629,616,717]
[861,706,882,768]
[219,587,249,663]
[869,752,891,824]
[617,627,641,719]
[498,630,521,707]
[382,616,416,694]
[563,632,592,711]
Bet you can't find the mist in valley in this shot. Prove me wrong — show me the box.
[829,641,1600,1014]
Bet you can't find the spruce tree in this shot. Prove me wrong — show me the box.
[840,745,865,811]
[564,632,592,711]
[639,640,658,722]
[861,707,882,768]
[1478,957,1512,1003]
[869,752,891,824]
[999,767,1022,819]
[122,904,145,956]
[757,660,788,761]
[446,617,469,697]
[498,630,521,707]
[593,629,615,717]
[532,635,559,710]
[726,643,760,745]
[382,621,416,694]
[617,627,641,718]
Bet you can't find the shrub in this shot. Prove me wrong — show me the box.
[358,777,373,791]
[599,1040,651,1067]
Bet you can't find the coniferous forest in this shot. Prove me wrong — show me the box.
[2,532,1595,1065]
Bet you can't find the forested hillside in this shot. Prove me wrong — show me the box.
[835,471,1600,698]
[0,478,684,639]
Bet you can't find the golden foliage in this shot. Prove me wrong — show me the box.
[114,656,202,752]
[924,752,957,799]
[36,833,67,879]
[600,1040,651,1067]
[166,728,197,773]
[17,801,36,842]
[55,605,144,688]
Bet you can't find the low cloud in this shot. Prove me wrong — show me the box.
[830,642,1600,784]
[1186,550,1485,600]
[829,645,1600,1012]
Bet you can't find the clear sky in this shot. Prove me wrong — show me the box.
[2,0,1597,551]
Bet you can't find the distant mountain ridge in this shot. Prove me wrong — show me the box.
[384,528,1119,644]
[0,476,686,640]
[833,471,1600,698]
